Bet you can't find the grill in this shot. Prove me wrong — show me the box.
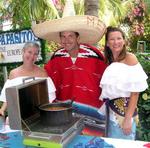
[6,78,84,148]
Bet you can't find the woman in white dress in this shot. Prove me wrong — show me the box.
[99,26,148,139]
[0,42,56,116]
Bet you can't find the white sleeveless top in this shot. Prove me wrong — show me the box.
[100,62,148,100]
[0,77,56,103]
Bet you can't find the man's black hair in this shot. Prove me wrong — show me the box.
[59,32,79,37]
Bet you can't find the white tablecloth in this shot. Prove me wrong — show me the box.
[103,137,148,148]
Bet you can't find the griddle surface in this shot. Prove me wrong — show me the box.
[25,117,80,134]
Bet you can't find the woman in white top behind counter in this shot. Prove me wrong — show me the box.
[0,41,56,116]
[98,26,148,140]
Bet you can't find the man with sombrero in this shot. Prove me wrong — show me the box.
[32,0,107,124]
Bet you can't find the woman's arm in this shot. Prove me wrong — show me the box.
[122,92,139,135]
[0,102,7,116]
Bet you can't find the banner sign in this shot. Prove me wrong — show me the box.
[0,28,45,66]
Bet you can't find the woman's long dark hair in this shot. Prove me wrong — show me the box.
[104,26,127,65]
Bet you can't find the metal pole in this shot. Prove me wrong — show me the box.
[3,66,8,82]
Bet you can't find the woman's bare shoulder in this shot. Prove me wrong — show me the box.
[125,52,138,66]
[9,67,21,79]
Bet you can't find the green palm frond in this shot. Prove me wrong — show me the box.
[29,0,59,21]
[98,0,133,26]
[74,0,84,15]
[99,0,104,13]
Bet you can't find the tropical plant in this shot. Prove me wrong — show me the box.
[136,53,150,141]
[98,0,133,26]
[0,0,61,30]
[29,0,60,22]
[122,0,150,52]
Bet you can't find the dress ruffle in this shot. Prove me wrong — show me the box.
[100,62,148,99]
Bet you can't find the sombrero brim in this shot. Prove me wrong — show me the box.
[32,15,106,44]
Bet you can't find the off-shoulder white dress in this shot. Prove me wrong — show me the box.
[98,62,148,139]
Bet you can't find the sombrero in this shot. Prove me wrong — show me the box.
[32,1,106,44]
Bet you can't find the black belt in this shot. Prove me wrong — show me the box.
[104,97,137,117]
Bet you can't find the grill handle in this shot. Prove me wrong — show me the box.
[22,77,35,84]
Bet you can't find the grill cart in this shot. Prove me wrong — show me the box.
[6,77,84,148]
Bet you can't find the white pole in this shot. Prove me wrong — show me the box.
[62,0,75,17]
[3,66,8,82]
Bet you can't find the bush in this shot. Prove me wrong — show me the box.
[136,53,150,141]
